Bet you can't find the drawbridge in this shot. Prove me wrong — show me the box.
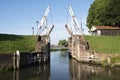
[35,5,92,62]
[65,6,90,61]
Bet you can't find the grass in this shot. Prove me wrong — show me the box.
[85,35,120,54]
[0,34,37,54]
[101,56,120,67]
[111,56,120,63]
[84,35,120,66]
[1,34,120,54]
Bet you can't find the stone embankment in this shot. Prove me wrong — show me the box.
[68,35,120,68]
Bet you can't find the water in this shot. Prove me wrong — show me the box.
[50,51,70,80]
[0,51,120,80]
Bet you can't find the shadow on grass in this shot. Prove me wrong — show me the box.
[0,34,24,41]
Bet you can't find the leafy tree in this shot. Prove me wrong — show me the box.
[87,0,120,29]
[58,39,67,46]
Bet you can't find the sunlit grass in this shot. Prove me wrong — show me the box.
[1,34,120,54]
[0,34,37,53]
[85,35,120,54]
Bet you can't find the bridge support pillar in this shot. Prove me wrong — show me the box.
[35,35,50,62]
[68,35,89,61]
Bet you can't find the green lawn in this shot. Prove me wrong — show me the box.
[0,34,120,54]
[0,34,37,53]
[85,35,120,54]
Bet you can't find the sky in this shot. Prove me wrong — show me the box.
[0,0,94,44]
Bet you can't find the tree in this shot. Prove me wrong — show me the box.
[87,0,120,29]
[58,39,67,46]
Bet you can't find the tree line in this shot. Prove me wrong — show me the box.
[87,0,120,29]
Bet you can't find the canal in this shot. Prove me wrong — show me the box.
[0,51,120,80]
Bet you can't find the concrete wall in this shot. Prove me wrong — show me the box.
[19,52,33,67]
[35,35,50,53]
[0,51,50,71]
[68,35,120,63]
[0,52,31,70]
[0,54,14,69]
[0,35,51,70]
[68,35,89,61]
[35,35,50,60]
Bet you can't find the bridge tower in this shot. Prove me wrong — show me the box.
[65,6,89,61]
[35,5,54,61]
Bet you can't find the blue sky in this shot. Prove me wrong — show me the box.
[0,0,94,44]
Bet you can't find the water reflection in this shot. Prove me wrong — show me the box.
[69,58,120,80]
[0,63,50,80]
[50,51,70,80]
[1,51,120,80]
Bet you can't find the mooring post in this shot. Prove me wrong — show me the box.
[107,56,111,65]
[16,50,20,69]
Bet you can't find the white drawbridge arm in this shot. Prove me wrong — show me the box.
[68,6,81,35]
[65,24,72,36]
[38,5,51,30]
[48,25,54,36]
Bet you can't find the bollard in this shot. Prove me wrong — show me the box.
[16,50,20,69]
[107,56,111,65]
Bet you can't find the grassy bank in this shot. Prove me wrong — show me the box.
[1,34,120,54]
[0,34,37,53]
[101,56,120,67]
[85,35,120,54]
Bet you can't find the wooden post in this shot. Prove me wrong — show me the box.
[16,50,20,69]
[107,56,111,65]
